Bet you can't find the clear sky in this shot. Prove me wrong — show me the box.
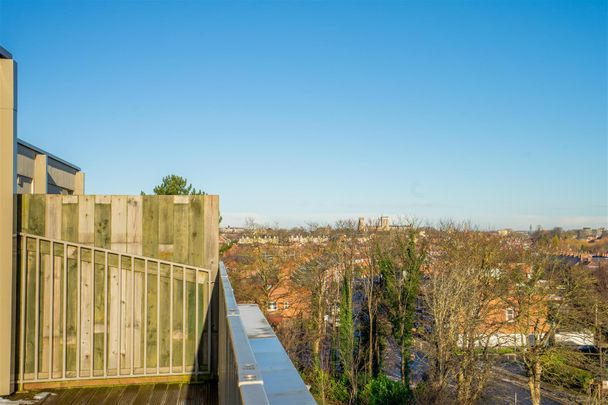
[1,0,606,229]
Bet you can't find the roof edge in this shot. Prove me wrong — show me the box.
[17,138,82,171]
[0,45,13,59]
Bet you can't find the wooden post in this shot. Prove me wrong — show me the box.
[74,172,85,195]
[0,46,17,395]
[33,154,48,194]
[202,195,219,376]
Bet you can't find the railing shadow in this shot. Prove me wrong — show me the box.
[185,276,218,404]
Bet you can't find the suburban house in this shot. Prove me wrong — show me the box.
[0,45,314,404]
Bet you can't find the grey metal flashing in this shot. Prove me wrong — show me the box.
[219,262,270,405]
[239,304,317,404]
[0,45,12,59]
[17,138,81,171]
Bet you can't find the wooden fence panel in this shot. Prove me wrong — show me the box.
[16,194,218,387]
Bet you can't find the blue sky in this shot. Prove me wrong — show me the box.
[1,0,606,229]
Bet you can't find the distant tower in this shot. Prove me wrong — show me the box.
[358,217,366,232]
[380,216,390,231]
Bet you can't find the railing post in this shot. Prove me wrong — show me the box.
[0,46,17,396]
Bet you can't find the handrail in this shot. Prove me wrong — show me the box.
[17,232,212,385]
[218,262,270,405]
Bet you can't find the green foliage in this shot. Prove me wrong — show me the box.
[338,273,355,398]
[378,230,424,383]
[145,174,204,195]
[309,360,350,404]
[360,375,411,405]
[220,240,235,257]
[541,352,594,391]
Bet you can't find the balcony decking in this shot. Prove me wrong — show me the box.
[2,382,217,405]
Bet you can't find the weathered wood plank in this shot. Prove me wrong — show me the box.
[202,195,219,373]
[101,386,126,405]
[61,196,79,243]
[39,240,51,377]
[78,196,95,245]
[131,383,154,405]
[94,198,111,249]
[188,197,203,267]
[172,266,184,371]
[173,200,189,265]
[107,254,120,374]
[28,194,46,236]
[198,272,209,371]
[158,196,174,261]
[19,194,30,234]
[41,387,82,405]
[111,196,128,253]
[24,237,37,374]
[93,251,105,376]
[162,383,182,405]
[126,197,142,255]
[120,256,132,374]
[85,386,111,404]
[116,384,140,405]
[146,262,158,371]
[65,246,78,376]
[133,259,145,372]
[148,383,168,405]
[51,243,63,378]
[142,196,159,259]
[159,264,171,369]
[185,269,196,372]
[79,249,93,376]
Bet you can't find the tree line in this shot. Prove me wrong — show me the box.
[223,220,608,405]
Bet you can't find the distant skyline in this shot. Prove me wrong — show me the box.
[1,0,606,230]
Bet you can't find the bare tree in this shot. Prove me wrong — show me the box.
[419,222,510,404]
[504,250,597,405]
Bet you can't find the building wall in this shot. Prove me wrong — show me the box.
[16,140,82,195]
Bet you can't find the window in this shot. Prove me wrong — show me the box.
[506,307,515,322]
[267,301,277,312]
[283,301,290,310]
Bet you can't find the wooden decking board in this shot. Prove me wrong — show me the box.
[3,382,217,405]
[181,383,207,405]
[131,383,154,405]
[101,385,126,405]
[162,383,183,405]
[85,386,112,404]
[43,388,82,405]
[116,384,140,405]
[148,383,168,404]
[67,387,97,405]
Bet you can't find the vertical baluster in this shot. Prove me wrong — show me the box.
[103,251,108,377]
[144,259,147,374]
[34,238,40,379]
[182,267,186,372]
[169,264,173,373]
[19,236,26,386]
[195,269,199,374]
[76,247,81,378]
[157,261,160,376]
[117,254,121,375]
[90,250,94,376]
[49,241,54,379]
[208,271,211,373]
[131,256,134,375]
[62,242,68,378]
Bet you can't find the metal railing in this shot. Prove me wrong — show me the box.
[17,233,212,385]
[218,262,270,405]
